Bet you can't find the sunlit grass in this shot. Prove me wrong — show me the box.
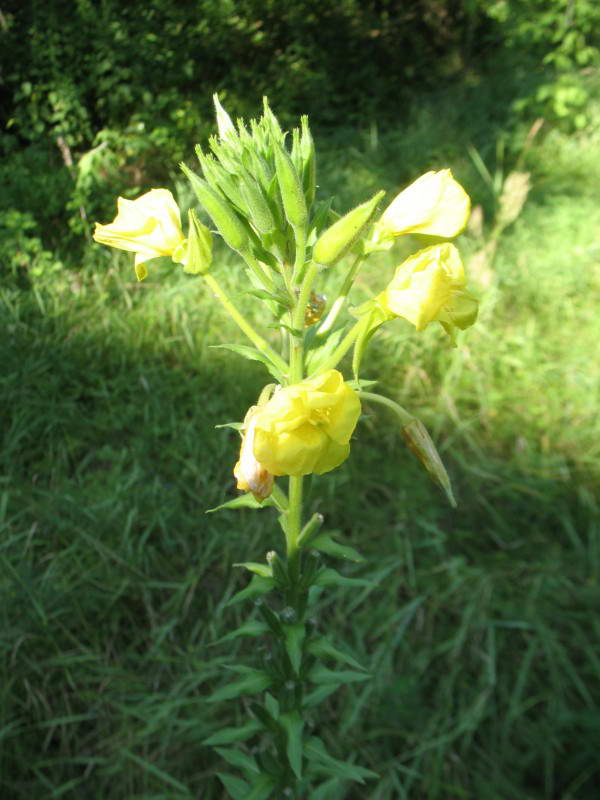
[2,96,600,797]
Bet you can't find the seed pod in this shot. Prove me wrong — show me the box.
[240,173,276,234]
[313,189,385,267]
[181,163,249,254]
[273,141,308,231]
[402,418,456,508]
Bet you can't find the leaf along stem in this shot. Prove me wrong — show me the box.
[203,272,288,376]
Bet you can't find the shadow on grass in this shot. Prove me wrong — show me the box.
[1,268,599,799]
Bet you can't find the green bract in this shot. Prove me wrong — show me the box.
[313,190,385,267]
[181,164,250,254]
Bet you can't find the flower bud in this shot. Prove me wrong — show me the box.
[93,188,186,281]
[240,175,276,234]
[300,550,322,588]
[378,243,478,334]
[266,550,288,587]
[403,418,456,507]
[299,115,316,208]
[213,93,236,141]
[181,164,250,254]
[183,209,212,275]
[313,190,385,267]
[273,141,308,230]
[196,148,246,210]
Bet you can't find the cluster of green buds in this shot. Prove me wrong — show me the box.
[179,94,389,349]
[182,97,317,287]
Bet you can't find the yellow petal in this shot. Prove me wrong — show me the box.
[379,244,468,331]
[324,383,361,444]
[93,189,186,279]
[251,370,360,477]
[313,440,350,475]
[380,170,471,239]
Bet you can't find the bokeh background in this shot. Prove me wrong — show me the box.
[1,1,600,797]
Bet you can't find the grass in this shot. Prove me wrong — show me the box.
[2,87,600,798]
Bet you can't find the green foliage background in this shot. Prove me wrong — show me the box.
[1,1,600,798]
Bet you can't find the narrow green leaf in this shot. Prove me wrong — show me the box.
[280,711,304,780]
[310,532,365,563]
[346,378,378,390]
[303,683,340,707]
[307,664,370,685]
[352,306,386,383]
[207,494,275,513]
[248,702,279,733]
[214,747,259,776]
[121,749,190,793]
[234,562,273,578]
[283,623,306,675]
[207,670,273,703]
[264,693,279,719]
[256,600,283,635]
[246,288,291,309]
[310,777,343,800]
[306,638,366,672]
[212,619,269,645]
[305,737,378,783]
[224,664,262,676]
[247,774,278,800]
[209,343,283,382]
[217,773,250,800]
[203,720,262,746]
[227,575,275,606]
[271,321,303,337]
[314,568,371,589]
[305,327,345,374]
[215,421,243,431]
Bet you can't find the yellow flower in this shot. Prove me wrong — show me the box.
[378,243,478,333]
[379,169,470,240]
[93,189,187,280]
[234,407,274,502]
[251,370,361,477]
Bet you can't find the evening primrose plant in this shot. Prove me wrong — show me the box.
[93,96,477,798]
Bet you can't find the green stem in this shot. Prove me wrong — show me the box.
[317,253,364,335]
[291,227,307,285]
[203,273,288,377]
[270,482,289,511]
[243,251,276,292]
[309,315,365,376]
[357,391,414,426]
[286,475,303,580]
[289,246,317,385]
